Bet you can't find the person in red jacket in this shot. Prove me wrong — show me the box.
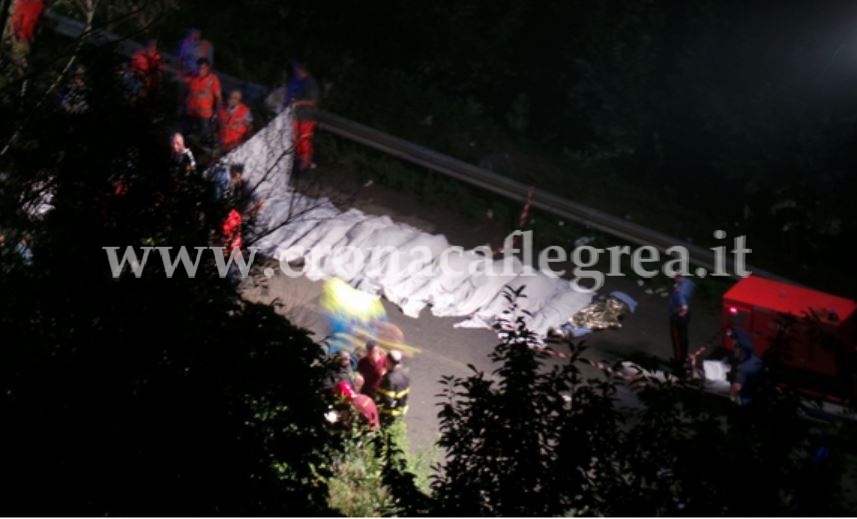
[221,208,243,253]
[130,39,163,93]
[218,89,252,152]
[333,376,380,431]
[356,341,387,399]
[7,0,44,68]
[10,0,43,43]
[184,58,222,147]
[284,61,319,171]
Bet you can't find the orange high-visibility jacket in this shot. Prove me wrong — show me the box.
[218,103,252,150]
[186,73,221,118]
[222,209,243,252]
[10,0,44,43]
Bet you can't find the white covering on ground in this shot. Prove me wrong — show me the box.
[702,359,732,393]
[223,109,594,337]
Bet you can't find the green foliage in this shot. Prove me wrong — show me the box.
[326,429,398,516]
[0,49,336,515]
[431,288,851,516]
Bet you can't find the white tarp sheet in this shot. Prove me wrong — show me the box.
[225,109,593,337]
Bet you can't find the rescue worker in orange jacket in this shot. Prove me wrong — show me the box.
[218,89,253,152]
[184,58,222,147]
[284,61,319,171]
[220,208,244,286]
[131,39,163,93]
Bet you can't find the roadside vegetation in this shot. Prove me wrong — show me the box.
[2,2,855,515]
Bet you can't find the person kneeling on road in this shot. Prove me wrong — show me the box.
[727,328,764,406]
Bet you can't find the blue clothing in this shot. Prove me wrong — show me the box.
[283,66,319,121]
[734,356,763,405]
[204,163,230,199]
[560,323,593,337]
[610,290,638,313]
[731,328,763,405]
[15,242,33,265]
[668,277,695,315]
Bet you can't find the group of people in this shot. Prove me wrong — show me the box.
[58,25,319,170]
[174,28,319,168]
[670,274,763,406]
[328,341,412,431]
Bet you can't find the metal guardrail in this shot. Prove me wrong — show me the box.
[316,111,785,281]
[44,10,785,282]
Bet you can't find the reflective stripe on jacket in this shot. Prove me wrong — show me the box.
[186,73,221,118]
[378,367,410,416]
[218,103,251,149]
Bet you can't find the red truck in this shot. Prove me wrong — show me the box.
[721,275,857,405]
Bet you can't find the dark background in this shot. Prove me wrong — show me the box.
[147,0,857,297]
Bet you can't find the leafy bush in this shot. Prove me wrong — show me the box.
[429,288,850,516]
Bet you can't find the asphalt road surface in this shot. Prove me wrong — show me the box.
[241,178,724,452]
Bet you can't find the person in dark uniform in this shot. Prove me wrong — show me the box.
[668,274,695,365]
[727,328,764,406]
[377,349,410,426]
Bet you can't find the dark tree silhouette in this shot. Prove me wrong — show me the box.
[429,288,850,516]
[0,46,338,515]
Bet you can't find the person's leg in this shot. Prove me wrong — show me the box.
[293,119,316,169]
[291,119,304,169]
[202,116,216,148]
[670,315,686,364]
[679,312,691,363]
[303,120,317,167]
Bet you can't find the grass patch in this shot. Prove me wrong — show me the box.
[326,430,397,516]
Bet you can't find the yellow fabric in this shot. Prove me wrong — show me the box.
[380,405,409,416]
[377,387,411,400]
[321,278,386,323]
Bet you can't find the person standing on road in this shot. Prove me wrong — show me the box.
[378,349,410,426]
[218,89,252,152]
[727,328,763,406]
[284,61,319,172]
[184,58,222,148]
[668,274,695,365]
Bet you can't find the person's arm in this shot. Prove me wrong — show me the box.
[214,76,223,106]
[730,368,745,401]
[677,292,689,317]
[184,149,196,173]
